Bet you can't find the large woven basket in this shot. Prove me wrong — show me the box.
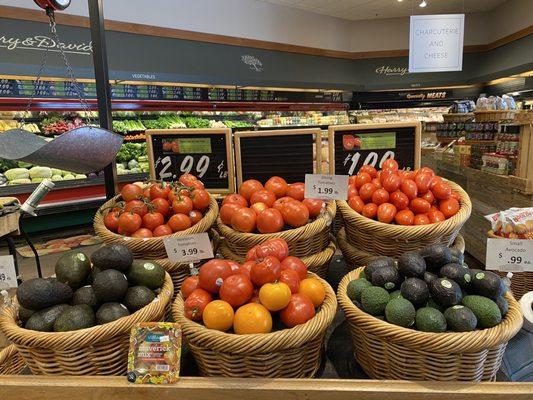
[219,240,336,279]
[172,273,337,377]
[216,201,336,259]
[0,273,174,375]
[337,227,466,268]
[474,110,515,122]
[338,267,523,381]
[488,230,532,300]
[94,194,219,259]
[338,180,471,257]
[0,344,26,375]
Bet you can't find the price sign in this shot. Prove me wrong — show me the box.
[164,233,214,263]
[0,255,18,290]
[486,238,533,272]
[304,174,348,200]
[328,123,421,175]
[146,129,235,194]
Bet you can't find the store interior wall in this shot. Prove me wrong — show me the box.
[0,0,531,53]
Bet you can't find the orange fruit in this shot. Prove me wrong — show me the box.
[259,282,291,311]
[233,303,272,334]
[298,278,326,308]
[202,300,234,332]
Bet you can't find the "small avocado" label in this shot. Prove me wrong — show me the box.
[475,272,485,280]
[464,274,471,282]
[76,253,86,262]
[441,279,452,289]
[384,282,395,290]
[452,305,464,310]
[144,263,155,271]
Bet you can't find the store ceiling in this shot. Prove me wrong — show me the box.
[262,0,506,20]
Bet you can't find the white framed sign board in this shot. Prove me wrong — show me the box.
[409,14,464,73]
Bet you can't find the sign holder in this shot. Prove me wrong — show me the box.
[234,128,322,187]
[328,122,421,175]
[145,128,235,195]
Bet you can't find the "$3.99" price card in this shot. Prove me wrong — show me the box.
[163,233,214,263]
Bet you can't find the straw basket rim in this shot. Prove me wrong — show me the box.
[172,272,337,353]
[338,267,523,354]
[0,273,174,350]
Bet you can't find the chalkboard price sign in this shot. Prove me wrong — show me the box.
[234,129,322,186]
[328,123,421,175]
[145,129,235,194]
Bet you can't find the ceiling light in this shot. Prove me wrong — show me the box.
[419,0,427,7]
[397,0,403,2]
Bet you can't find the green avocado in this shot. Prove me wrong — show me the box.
[361,286,390,316]
[444,305,477,332]
[24,304,70,332]
[123,286,156,313]
[16,278,73,310]
[92,269,129,303]
[90,243,133,272]
[72,286,100,310]
[96,302,130,324]
[496,296,509,317]
[18,305,35,325]
[385,298,416,327]
[462,295,501,329]
[55,251,91,288]
[415,307,447,332]
[346,279,372,303]
[127,260,165,290]
[53,305,95,332]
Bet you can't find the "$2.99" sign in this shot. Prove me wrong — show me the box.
[158,155,211,180]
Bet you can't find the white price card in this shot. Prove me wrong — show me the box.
[164,233,214,263]
[486,238,533,272]
[0,255,18,290]
[304,174,349,200]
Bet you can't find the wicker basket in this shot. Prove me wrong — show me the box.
[0,273,174,375]
[488,230,532,300]
[172,273,337,377]
[338,267,523,381]
[94,194,219,259]
[337,227,466,268]
[442,113,474,123]
[216,201,336,259]
[474,110,515,122]
[338,180,471,257]
[0,345,26,375]
[219,240,336,279]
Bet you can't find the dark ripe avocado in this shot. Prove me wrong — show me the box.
[53,305,95,332]
[420,244,453,271]
[55,252,91,288]
[364,257,396,282]
[93,269,129,303]
[346,279,372,303]
[462,295,501,329]
[72,286,100,310]
[127,261,165,290]
[444,305,477,332]
[397,252,426,278]
[496,296,509,317]
[96,303,130,324]
[450,248,465,265]
[85,266,102,285]
[16,278,73,310]
[423,271,438,286]
[371,265,401,291]
[25,304,69,332]
[90,244,133,272]
[439,263,472,289]
[123,286,156,312]
[18,305,35,325]
[429,278,463,308]
[400,278,429,307]
[385,298,416,328]
[471,271,504,300]
[415,307,447,332]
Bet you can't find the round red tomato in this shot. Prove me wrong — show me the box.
[192,189,210,211]
[348,175,357,186]
[354,172,372,189]
[256,208,284,233]
[222,193,248,207]
[372,178,382,189]
[250,255,281,287]
[359,182,378,202]
[395,209,414,225]
[248,238,289,261]
[348,184,358,198]
[142,212,164,231]
[231,207,257,233]
[121,184,143,202]
[189,180,205,190]
[250,190,276,207]
[390,190,409,211]
[153,224,173,237]
[265,176,288,198]
[168,213,192,232]
[377,203,397,223]
[172,196,193,215]
[150,183,170,200]
[143,187,151,200]
[239,179,263,201]
[419,167,435,177]
[279,294,315,328]
[400,179,418,200]
[402,170,416,181]
[372,188,390,205]
[381,159,399,171]
[410,198,431,214]
[199,259,233,294]
[421,190,436,204]
[280,256,307,280]
[429,176,443,189]
[189,210,203,225]
[414,214,430,225]
[379,169,396,185]
[104,210,120,232]
[124,199,148,217]
[359,165,377,178]
[286,182,305,201]
[220,203,243,225]
[302,198,324,218]
[439,198,460,218]
[118,212,142,235]
[131,228,153,238]
[362,203,378,219]
[181,276,200,299]
[251,202,268,215]
[280,200,309,228]
[184,288,213,321]
[382,173,401,193]
[348,196,365,213]
[432,182,452,200]
[428,209,446,223]
[273,196,295,212]
[219,273,254,307]
[415,172,432,194]
[279,269,300,294]
[151,197,170,217]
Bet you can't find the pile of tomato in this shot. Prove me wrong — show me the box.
[182,238,326,334]
[347,160,462,226]
[219,176,325,233]
[103,173,211,238]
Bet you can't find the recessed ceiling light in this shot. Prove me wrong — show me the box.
[419,0,427,7]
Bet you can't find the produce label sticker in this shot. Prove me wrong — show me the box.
[486,238,533,272]
[304,174,349,200]
[164,233,214,263]
[176,138,212,154]
[0,255,17,290]
[127,322,181,384]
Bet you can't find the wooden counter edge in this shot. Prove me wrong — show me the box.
[0,376,532,400]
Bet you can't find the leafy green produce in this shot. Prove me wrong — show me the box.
[116,143,147,163]
[0,158,18,173]
[184,117,210,128]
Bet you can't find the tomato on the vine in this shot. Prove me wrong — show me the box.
[184,288,212,321]
[142,212,164,231]
[131,228,153,238]
[189,180,205,190]
[250,190,276,207]
[279,294,315,328]
[286,182,305,201]
[151,197,170,217]
[189,210,203,225]
[256,208,284,233]
[167,213,192,232]
[199,259,233,294]
[250,255,281,287]
[179,173,197,186]
[192,189,210,211]
[222,194,248,208]
[219,273,254,307]
[121,184,143,202]
[118,212,142,234]
[153,224,173,237]
[265,176,288,198]
[104,210,121,232]
[172,196,193,215]
[124,199,148,217]
[150,183,170,200]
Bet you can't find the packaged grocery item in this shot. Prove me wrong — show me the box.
[127,322,181,384]
[485,207,533,239]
